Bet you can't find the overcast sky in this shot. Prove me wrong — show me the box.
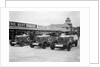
[9,11,80,27]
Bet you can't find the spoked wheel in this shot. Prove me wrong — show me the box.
[30,44,34,48]
[67,43,72,51]
[50,42,55,50]
[42,42,47,49]
[29,41,34,48]
[10,40,15,46]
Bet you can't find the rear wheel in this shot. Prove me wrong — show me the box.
[50,42,55,50]
[67,43,72,51]
[10,40,15,46]
[42,42,47,49]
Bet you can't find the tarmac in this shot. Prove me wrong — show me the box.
[9,39,80,62]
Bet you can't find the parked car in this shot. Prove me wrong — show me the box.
[49,33,78,51]
[30,34,50,49]
[10,34,31,47]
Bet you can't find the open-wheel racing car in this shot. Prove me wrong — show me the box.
[30,34,50,49]
[10,34,31,47]
[49,33,78,51]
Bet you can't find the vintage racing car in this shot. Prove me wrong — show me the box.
[49,33,78,51]
[30,34,50,49]
[10,34,31,47]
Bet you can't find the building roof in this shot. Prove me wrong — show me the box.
[9,25,70,32]
[9,21,70,32]
[49,24,70,28]
[37,27,70,32]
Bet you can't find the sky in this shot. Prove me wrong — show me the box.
[9,11,80,27]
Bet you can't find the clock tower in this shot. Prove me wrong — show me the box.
[65,17,72,34]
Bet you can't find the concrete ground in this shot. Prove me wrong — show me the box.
[9,40,80,62]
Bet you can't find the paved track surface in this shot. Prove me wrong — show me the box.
[9,40,80,62]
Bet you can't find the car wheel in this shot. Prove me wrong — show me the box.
[30,41,34,48]
[50,42,55,50]
[30,44,34,48]
[75,40,78,47]
[67,43,72,51]
[42,42,47,49]
[10,40,15,46]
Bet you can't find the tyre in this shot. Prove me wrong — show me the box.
[10,40,15,46]
[67,43,72,51]
[30,41,34,48]
[42,42,47,49]
[75,40,78,47]
[30,44,34,48]
[50,42,55,50]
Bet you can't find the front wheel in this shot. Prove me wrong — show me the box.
[67,43,72,51]
[50,42,55,50]
[30,44,34,48]
[42,42,47,49]
[30,41,34,48]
